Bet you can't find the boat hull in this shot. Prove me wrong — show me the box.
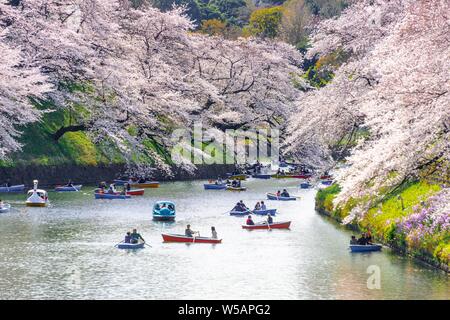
[162,233,222,244]
[242,221,291,230]
[226,186,247,191]
[266,193,296,201]
[230,209,251,216]
[153,215,176,221]
[204,184,227,190]
[252,174,271,179]
[94,193,130,200]
[226,174,247,180]
[114,180,159,188]
[126,189,145,196]
[299,183,312,189]
[117,243,145,249]
[252,209,277,216]
[350,244,382,252]
[0,185,25,193]
[26,202,47,207]
[55,185,82,192]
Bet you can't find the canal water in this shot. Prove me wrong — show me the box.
[0,179,448,299]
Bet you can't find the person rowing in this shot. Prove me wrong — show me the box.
[280,189,290,197]
[185,224,199,237]
[267,214,273,225]
[211,226,218,239]
[130,229,145,244]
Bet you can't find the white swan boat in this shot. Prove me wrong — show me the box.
[26,180,48,207]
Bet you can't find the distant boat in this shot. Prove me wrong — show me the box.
[299,182,312,189]
[126,189,145,196]
[116,242,145,250]
[94,193,130,200]
[229,209,251,216]
[242,221,291,230]
[226,185,247,191]
[152,201,176,221]
[26,180,48,207]
[114,179,159,188]
[225,173,247,181]
[252,174,271,179]
[161,233,222,244]
[54,185,82,192]
[0,184,25,193]
[252,209,277,216]
[204,183,227,190]
[266,193,296,201]
[349,244,382,252]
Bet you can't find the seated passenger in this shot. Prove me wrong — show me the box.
[350,235,358,245]
[185,224,197,237]
[267,215,273,224]
[246,215,255,225]
[280,189,290,197]
[254,202,261,211]
[124,232,132,243]
[357,234,367,245]
[260,201,267,211]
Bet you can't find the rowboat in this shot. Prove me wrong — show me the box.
[126,189,145,196]
[0,203,11,213]
[252,209,277,216]
[320,174,333,180]
[94,193,130,200]
[272,174,312,179]
[0,184,25,193]
[114,179,159,188]
[226,173,247,180]
[299,182,312,189]
[252,174,271,179]
[226,186,247,191]
[349,244,382,252]
[266,193,296,201]
[133,181,159,188]
[242,221,291,230]
[26,180,48,207]
[204,183,227,190]
[153,201,176,221]
[230,209,251,216]
[321,180,333,186]
[54,185,82,192]
[117,242,145,249]
[162,233,222,244]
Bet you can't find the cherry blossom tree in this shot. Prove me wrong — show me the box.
[287,0,450,222]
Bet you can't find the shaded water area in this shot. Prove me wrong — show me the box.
[0,179,448,299]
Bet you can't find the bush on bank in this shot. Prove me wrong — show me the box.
[316,181,449,270]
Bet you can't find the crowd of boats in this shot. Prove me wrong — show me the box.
[0,168,382,252]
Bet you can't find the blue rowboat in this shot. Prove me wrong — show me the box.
[55,185,82,192]
[349,244,382,252]
[252,209,277,216]
[230,209,251,216]
[266,193,296,201]
[0,184,25,193]
[252,174,271,179]
[0,203,11,213]
[321,180,333,186]
[117,242,145,249]
[204,183,227,190]
[153,200,176,221]
[94,193,130,200]
[299,182,312,189]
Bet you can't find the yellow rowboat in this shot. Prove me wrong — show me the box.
[227,174,247,181]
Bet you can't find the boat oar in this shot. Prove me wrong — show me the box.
[114,240,124,247]
[144,242,152,248]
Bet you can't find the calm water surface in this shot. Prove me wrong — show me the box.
[0,179,448,299]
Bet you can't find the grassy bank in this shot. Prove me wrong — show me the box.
[316,181,449,271]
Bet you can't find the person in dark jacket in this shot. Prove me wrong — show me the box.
[357,233,367,245]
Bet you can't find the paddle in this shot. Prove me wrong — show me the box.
[144,242,152,248]
[114,240,124,247]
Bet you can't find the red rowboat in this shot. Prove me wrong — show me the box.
[242,221,291,230]
[161,233,222,244]
[126,189,145,196]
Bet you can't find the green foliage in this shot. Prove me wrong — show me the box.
[243,6,284,38]
[305,0,347,18]
[316,180,446,266]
